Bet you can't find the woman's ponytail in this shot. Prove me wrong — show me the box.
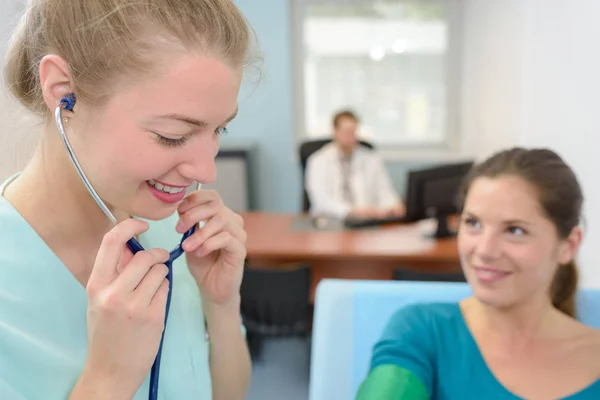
[550,260,578,318]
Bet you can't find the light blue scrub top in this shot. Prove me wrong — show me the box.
[0,175,214,399]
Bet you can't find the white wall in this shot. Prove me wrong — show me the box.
[460,0,600,288]
[519,0,600,288]
[459,0,527,161]
[0,0,40,182]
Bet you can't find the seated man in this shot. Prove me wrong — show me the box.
[305,110,405,219]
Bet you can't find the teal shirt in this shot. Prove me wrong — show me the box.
[0,176,215,399]
[367,303,600,399]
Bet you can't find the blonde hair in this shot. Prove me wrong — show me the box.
[4,0,260,115]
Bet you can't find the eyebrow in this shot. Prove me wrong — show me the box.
[155,107,238,128]
[463,211,531,226]
[504,219,532,226]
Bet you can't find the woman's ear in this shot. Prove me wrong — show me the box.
[39,55,74,113]
[557,225,583,265]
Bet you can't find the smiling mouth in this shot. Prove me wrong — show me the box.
[474,267,512,282]
[147,179,186,194]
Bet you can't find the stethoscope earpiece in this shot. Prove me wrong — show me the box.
[60,93,77,112]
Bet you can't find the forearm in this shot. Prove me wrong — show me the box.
[378,186,401,210]
[307,187,351,218]
[203,295,251,400]
[313,199,351,218]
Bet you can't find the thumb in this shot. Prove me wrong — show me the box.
[187,253,212,281]
[90,219,149,289]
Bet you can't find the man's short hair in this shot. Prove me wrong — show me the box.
[333,110,359,128]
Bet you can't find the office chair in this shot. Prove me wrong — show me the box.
[299,138,374,212]
[240,264,311,361]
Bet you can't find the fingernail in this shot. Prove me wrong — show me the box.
[176,220,185,233]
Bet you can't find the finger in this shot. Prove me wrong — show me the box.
[182,211,229,252]
[132,264,170,306]
[90,219,150,290]
[149,279,170,315]
[177,189,220,215]
[195,231,245,259]
[176,200,220,234]
[111,248,170,294]
[224,211,247,244]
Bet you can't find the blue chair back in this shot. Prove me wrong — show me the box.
[308,279,600,400]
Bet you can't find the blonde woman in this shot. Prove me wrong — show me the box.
[0,1,260,399]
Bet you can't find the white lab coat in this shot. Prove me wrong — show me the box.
[305,143,400,218]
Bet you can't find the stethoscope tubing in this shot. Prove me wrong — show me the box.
[55,96,195,400]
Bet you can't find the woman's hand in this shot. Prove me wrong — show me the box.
[384,203,406,218]
[176,189,247,307]
[350,207,383,219]
[76,219,170,399]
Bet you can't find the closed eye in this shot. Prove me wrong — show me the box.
[152,126,228,149]
[154,134,188,148]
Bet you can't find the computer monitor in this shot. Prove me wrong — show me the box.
[403,161,474,238]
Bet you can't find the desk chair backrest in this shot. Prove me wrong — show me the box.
[240,265,311,361]
[299,139,374,212]
[240,266,310,334]
[309,279,600,400]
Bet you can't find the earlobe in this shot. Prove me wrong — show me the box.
[39,55,74,113]
[557,244,573,266]
[558,226,583,265]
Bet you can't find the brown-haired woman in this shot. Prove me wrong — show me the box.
[357,148,600,399]
[0,1,261,399]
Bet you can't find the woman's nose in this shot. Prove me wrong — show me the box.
[179,137,218,184]
[476,232,502,261]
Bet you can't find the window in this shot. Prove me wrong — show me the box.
[294,0,462,149]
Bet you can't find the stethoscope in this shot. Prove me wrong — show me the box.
[56,94,195,400]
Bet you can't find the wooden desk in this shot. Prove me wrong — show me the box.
[242,213,461,302]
